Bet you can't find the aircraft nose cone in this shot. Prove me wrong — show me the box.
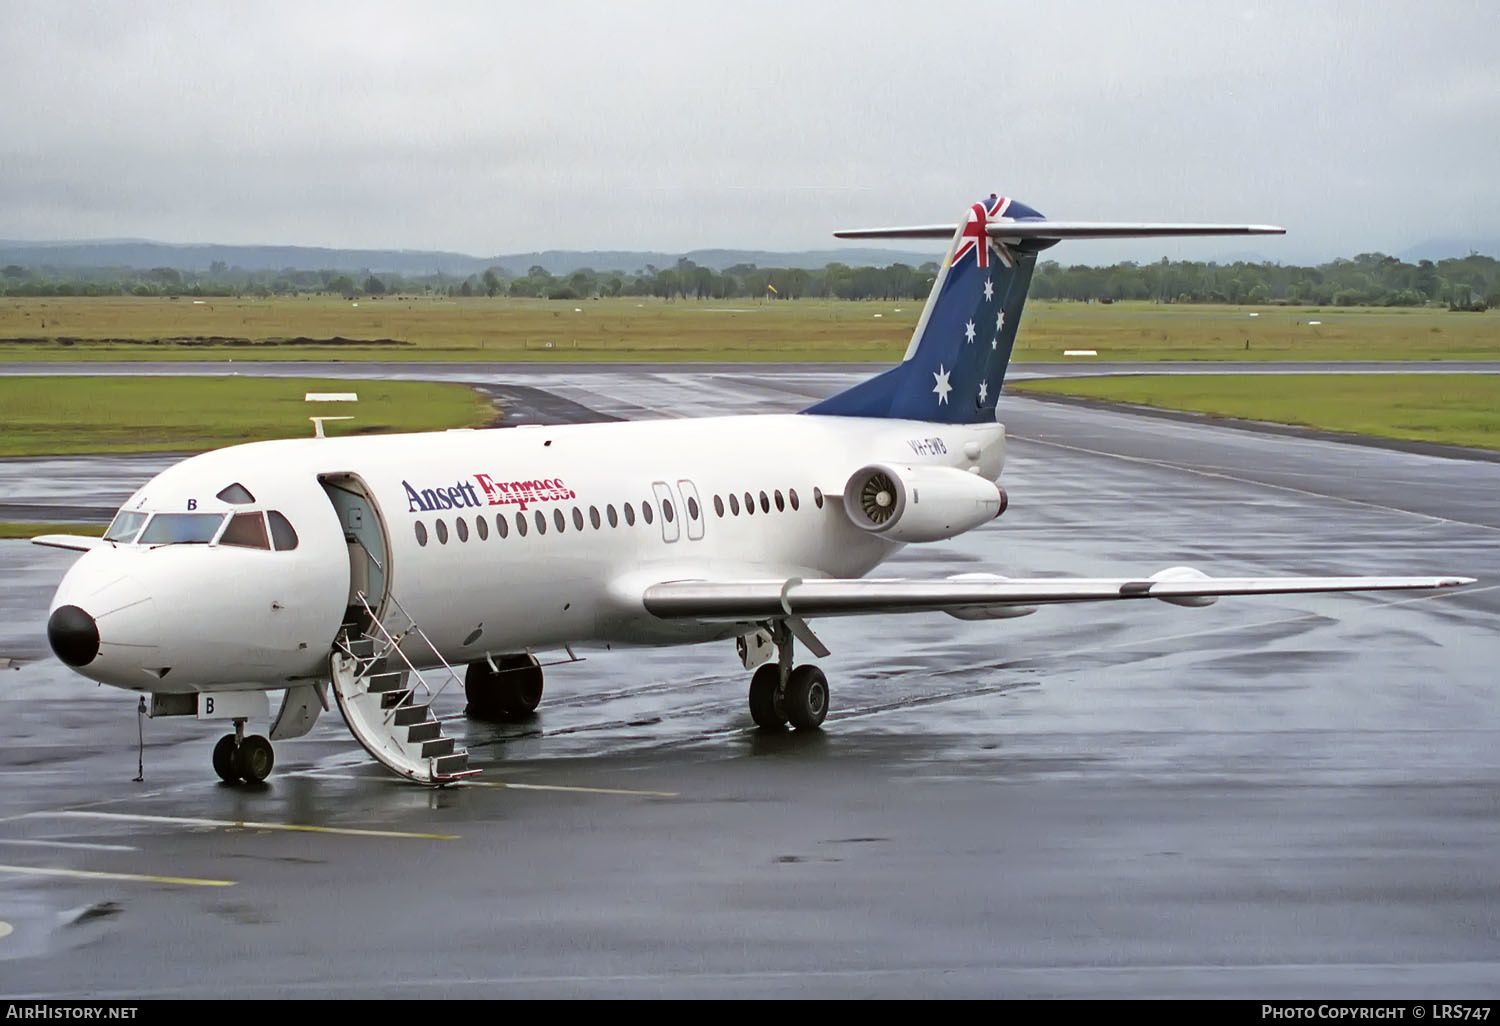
[48,605,100,667]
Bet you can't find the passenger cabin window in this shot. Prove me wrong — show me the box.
[607,504,619,527]
[642,502,654,525]
[662,499,674,523]
[515,512,527,537]
[496,513,509,539]
[687,496,700,521]
[554,509,566,533]
[573,507,585,531]
[813,487,825,509]
[215,483,256,505]
[589,506,601,529]
[220,511,270,550]
[105,510,149,543]
[435,519,449,544]
[623,503,635,526]
[774,490,785,512]
[138,513,224,546]
[535,510,547,535]
[415,521,429,547]
[729,494,740,516]
[759,491,770,513]
[713,495,724,518]
[789,488,800,511]
[744,492,754,515]
[476,516,489,541]
[456,517,469,542]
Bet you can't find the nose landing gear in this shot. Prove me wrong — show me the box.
[212,718,276,784]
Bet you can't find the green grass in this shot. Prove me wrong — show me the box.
[0,522,104,539]
[0,376,495,456]
[0,296,1495,363]
[1010,373,1500,451]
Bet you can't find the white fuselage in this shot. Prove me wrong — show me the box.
[50,414,1007,695]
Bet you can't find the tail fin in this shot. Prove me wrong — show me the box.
[806,194,1045,424]
[804,195,1284,424]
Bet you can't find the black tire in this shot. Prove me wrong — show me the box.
[747,663,786,728]
[212,734,240,783]
[233,735,275,783]
[784,664,828,730]
[465,655,544,721]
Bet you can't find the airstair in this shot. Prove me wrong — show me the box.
[329,591,479,785]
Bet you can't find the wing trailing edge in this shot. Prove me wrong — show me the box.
[643,574,1474,622]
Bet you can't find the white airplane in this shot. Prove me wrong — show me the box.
[35,195,1474,786]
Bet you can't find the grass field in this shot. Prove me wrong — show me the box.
[0,522,104,539]
[0,376,495,456]
[1010,374,1500,451]
[1,296,1496,363]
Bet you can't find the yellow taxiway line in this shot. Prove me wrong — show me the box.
[0,863,235,887]
[293,771,678,797]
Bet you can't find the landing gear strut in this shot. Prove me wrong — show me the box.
[212,718,275,784]
[465,654,545,721]
[746,621,828,731]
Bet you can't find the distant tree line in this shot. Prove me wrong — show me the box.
[2,252,1496,310]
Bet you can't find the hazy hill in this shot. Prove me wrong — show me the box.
[1399,238,1500,262]
[0,240,936,275]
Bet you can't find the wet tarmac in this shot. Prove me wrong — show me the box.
[0,366,1497,997]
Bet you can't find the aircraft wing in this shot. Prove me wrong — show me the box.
[833,221,1285,241]
[642,572,1473,622]
[30,534,108,552]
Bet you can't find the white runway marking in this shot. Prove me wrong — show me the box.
[26,810,458,841]
[0,838,139,853]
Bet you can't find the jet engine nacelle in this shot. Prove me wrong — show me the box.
[842,463,1006,544]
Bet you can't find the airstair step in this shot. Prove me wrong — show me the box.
[345,638,376,660]
[392,703,431,726]
[406,721,442,743]
[420,737,455,758]
[367,671,406,694]
[433,753,470,776]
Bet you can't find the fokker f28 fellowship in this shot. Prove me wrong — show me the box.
[36,196,1474,785]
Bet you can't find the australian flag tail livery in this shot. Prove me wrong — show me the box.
[805,195,1285,425]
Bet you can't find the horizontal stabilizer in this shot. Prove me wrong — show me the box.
[834,221,1285,241]
[643,574,1473,622]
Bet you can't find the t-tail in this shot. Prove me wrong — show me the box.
[804,195,1284,424]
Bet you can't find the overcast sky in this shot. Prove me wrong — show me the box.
[2,1,1497,263]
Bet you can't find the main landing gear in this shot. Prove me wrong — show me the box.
[212,718,275,784]
[465,653,545,721]
[747,621,828,730]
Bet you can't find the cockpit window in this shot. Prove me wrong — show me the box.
[104,510,149,543]
[267,511,298,551]
[216,483,256,505]
[138,513,226,545]
[219,511,270,550]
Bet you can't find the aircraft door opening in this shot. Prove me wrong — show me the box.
[319,474,392,631]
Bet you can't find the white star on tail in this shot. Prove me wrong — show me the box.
[932,365,952,405]
[978,380,989,404]
[996,310,1005,331]
[964,319,976,343]
[983,278,994,301]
